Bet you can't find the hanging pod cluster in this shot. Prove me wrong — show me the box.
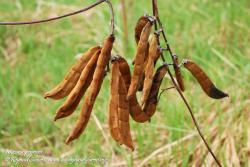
[0,0,229,165]
[44,16,170,150]
[126,13,229,152]
[44,35,115,144]
[44,14,228,151]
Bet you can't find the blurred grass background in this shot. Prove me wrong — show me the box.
[0,0,249,166]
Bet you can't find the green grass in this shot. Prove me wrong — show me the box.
[0,0,249,166]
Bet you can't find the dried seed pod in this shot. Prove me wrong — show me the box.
[127,22,152,99]
[137,43,150,91]
[143,64,168,117]
[135,16,149,44]
[54,49,101,121]
[183,60,228,99]
[141,34,160,106]
[109,60,122,143]
[128,95,150,123]
[118,58,166,123]
[118,58,150,122]
[65,35,115,144]
[118,58,131,90]
[44,46,101,100]
[173,55,185,92]
[118,73,134,151]
[133,16,150,66]
[129,64,168,122]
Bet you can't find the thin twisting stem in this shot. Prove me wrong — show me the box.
[167,68,222,167]
[0,0,106,25]
[152,0,222,166]
[152,0,165,62]
[152,0,176,66]
[105,0,115,35]
[0,0,115,35]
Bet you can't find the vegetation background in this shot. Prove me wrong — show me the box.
[0,0,249,166]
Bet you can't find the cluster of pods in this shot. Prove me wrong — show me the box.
[44,15,228,150]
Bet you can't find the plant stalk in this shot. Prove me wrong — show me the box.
[151,0,222,166]
[0,0,106,25]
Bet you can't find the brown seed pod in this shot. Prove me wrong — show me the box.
[54,49,101,121]
[173,55,185,92]
[137,74,145,91]
[65,35,115,144]
[128,95,150,123]
[137,43,150,91]
[183,59,228,99]
[118,58,150,122]
[143,64,168,117]
[118,58,131,90]
[118,58,166,123]
[129,64,168,122]
[44,46,101,100]
[118,73,134,151]
[135,16,149,44]
[133,16,151,66]
[141,34,160,106]
[127,22,152,100]
[109,59,122,143]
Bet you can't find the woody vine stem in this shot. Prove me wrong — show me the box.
[0,0,115,35]
[0,0,221,166]
[152,0,222,166]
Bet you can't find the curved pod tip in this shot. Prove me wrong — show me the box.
[209,85,229,99]
[108,34,115,42]
[183,59,229,99]
[65,136,73,145]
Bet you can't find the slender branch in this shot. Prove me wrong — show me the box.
[152,0,176,65]
[0,0,106,25]
[152,0,165,62]
[152,0,222,166]
[157,86,175,102]
[0,0,115,35]
[105,0,115,35]
[167,68,222,167]
[152,0,159,18]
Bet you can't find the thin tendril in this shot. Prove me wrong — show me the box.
[0,0,105,25]
[157,86,175,102]
[105,0,115,35]
[0,0,115,35]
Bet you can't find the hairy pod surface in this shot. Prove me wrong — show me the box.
[135,16,149,44]
[183,60,228,99]
[66,35,115,144]
[44,46,101,100]
[118,58,150,122]
[130,64,167,122]
[118,58,131,90]
[137,43,150,91]
[133,15,150,70]
[141,34,160,106]
[54,49,101,121]
[127,22,152,99]
[173,55,185,92]
[109,60,122,143]
[118,73,134,151]
[143,64,168,117]
[118,58,166,123]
